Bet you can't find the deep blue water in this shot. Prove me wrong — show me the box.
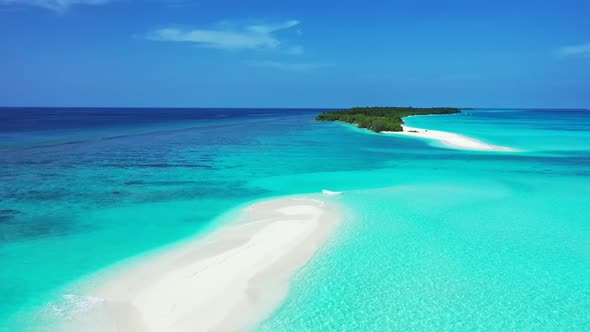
[0,108,321,132]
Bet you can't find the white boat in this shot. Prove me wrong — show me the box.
[322,189,342,195]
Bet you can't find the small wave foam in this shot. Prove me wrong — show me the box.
[48,294,105,320]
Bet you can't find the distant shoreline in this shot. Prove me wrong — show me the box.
[315,107,461,132]
[321,108,518,152]
[386,124,518,152]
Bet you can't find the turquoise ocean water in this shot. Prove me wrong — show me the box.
[1,108,589,330]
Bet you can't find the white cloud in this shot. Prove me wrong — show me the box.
[557,42,590,57]
[146,20,303,53]
[0,0,111,12]
[247,60,326,73]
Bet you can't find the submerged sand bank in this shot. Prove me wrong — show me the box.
[59,196,342,332]
[386,125,518,152]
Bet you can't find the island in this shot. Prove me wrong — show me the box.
[315,107,461,132]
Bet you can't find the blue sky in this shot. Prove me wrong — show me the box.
[1,0,589,108]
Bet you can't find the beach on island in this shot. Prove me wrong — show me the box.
[386,125,518,152]
[316,108,518,152]
[57,196,343,332]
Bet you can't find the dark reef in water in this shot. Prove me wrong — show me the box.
[101,163,215,169]
[0,209,20,215]
[0,215,14,223]
[124,180,202,186]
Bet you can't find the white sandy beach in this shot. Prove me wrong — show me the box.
[59,196,342,332]
[386,125,517,152]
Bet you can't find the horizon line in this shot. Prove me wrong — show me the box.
[0,106,589,111]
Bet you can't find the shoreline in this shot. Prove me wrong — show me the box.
[384,125,518,152]
[55,195,343,332]
[333,114,518,152]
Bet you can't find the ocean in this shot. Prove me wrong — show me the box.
[1,108,589,330]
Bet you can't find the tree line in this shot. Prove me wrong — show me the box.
[315,107,460,132]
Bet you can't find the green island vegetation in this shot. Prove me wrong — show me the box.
[315,107,461,133]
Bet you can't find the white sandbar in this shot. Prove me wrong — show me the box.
[385,125,517,152]
[60,197,342,332]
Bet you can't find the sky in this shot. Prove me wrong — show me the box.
[1,0,589,108]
